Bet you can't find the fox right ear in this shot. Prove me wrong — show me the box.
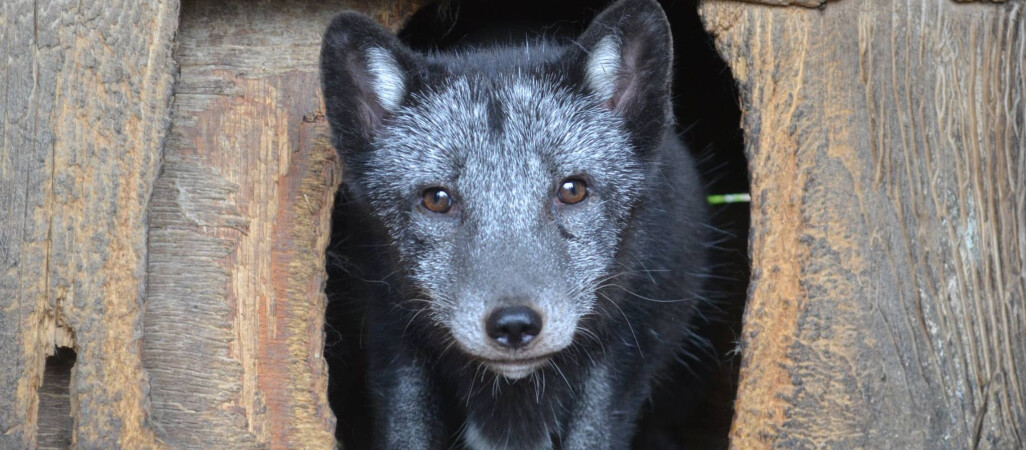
[320,12,419,155]
[571,0,674,154]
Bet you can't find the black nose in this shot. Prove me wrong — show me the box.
[485,306,543,349]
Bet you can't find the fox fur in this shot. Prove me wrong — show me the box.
[321,1,711,448]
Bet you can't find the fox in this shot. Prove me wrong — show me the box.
[320,0,712,448]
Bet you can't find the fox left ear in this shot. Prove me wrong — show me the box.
[320,12,421,158]
[572,0,674,151]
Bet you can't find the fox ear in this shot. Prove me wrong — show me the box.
[320,12,419,156]
[573,0,674,150]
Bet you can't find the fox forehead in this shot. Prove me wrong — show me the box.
[367,74,638,191]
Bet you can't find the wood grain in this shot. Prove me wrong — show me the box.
[722,0,1008,7]
[725,0,831,7]
[0,0,178,448]
[142,1,422,447]
[700,0,1026,447]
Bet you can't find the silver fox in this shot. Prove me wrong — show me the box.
[321,1,710,448]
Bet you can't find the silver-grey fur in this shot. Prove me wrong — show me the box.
[362,75,644,377]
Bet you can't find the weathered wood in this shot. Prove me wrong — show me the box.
[700,0,1026,447]
[0,1,178,448]
[727,0,1008,7]
[142,1,422,447]
[728,0,830,7]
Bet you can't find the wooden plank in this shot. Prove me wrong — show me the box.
[142,1,422,447]
[727,0,1008,7]
[699,0,1026,447]
[727,0,830,7]
[0,0,179,448]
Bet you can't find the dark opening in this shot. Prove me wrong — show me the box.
[326,1,749,447]
[38,347,76,450]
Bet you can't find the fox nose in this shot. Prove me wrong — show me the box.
[485,305,543,349]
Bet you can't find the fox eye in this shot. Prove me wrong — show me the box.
[557,178,588,205]
[422,188,454,213]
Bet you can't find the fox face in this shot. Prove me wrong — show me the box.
[322,1,674,379]
[362,76,645,378]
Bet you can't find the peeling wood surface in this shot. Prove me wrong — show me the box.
[142,1,422,447]
[700,0,1026,447]
[719,0,1008,8]
[724,0,831,7]
[0,1,178,448]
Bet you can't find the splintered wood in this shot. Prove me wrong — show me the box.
[0,0,420,447]
[143,0,421,448]
[0,1,178,448]
[700,0,1026,448]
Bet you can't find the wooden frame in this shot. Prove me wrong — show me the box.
[1,0,1022,447]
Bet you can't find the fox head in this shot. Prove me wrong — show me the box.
[321,0,676,379]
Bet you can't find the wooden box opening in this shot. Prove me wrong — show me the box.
[323,1,750,448]
[4,0,1021,448]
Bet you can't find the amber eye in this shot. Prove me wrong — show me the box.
[422,188,453,213]
[557,178,588,205]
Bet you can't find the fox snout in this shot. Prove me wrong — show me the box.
[474,301,560,379]
[485,305,543,350]
[445,288,582,378]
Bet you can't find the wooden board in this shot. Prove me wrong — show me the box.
[699,0,1026,447]
[141,1,422,447]
[0,0,179,448]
